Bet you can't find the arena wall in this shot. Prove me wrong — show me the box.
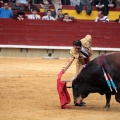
[0,19,120,58]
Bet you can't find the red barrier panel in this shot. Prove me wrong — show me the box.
[0,19,120,48]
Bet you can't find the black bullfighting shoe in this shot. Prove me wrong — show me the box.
[79,102,86,107]
[74,102,86,106]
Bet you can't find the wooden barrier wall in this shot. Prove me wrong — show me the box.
[0,19,120,48]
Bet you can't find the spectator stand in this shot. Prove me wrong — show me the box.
[7,3,120,21]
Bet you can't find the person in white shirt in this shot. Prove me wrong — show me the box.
[95,11,109,22]
[42,9,55,20]
[27,8,41,20]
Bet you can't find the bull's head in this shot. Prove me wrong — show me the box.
[72,78,81,104]
[72,76,89,104]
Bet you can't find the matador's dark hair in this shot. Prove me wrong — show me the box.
[73,40,82,46]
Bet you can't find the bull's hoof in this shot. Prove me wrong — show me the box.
[103,105,110,111]
[74,103,79,106]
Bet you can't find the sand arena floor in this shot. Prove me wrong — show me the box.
[0,57,120,120]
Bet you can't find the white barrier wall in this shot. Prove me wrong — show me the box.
[0,47,119,59]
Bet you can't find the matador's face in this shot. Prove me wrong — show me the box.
[74,45,81,52]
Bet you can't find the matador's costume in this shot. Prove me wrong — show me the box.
[63,34,93,75]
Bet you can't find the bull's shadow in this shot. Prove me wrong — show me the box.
[72,52,120,110]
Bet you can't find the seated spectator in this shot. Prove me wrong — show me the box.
[12,0,24,11]
[63,13,76,22]
[93,0,106,15]
[42,9,55,20]
[14,11,25,21]
[23,0,40,12]
[40,0,52,15]
[0,2,13,18]
[56,8,63,20]
[114,15,120,23]
[81,0,93,15]
[95,11,109,22]
[51,0,62,18]
[72,0,93,15]
[117,0,120,7]
[104,0,117,15]
[27,8,41,19]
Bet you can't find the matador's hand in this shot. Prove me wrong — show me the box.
[58,69,64,79]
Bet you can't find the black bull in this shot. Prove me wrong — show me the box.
[72,52,120,110]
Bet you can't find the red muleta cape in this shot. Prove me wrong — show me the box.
[57,78,71,108]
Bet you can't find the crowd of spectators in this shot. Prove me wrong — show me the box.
[0,0,120,23]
